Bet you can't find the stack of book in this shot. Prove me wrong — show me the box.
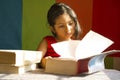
[0,50,42,74]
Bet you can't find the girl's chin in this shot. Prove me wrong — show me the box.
[64,37,72,40]
[65,35,72,39]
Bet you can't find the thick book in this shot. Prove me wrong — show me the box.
[45,50,120,75]
[45,30,120,75]
[0,50,42,66]
[0,63,37,74]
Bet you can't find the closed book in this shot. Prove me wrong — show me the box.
[0,50,42,66]
[0,63,37,74]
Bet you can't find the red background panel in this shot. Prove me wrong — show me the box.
[56,0,120,57]
[92,0,120,57]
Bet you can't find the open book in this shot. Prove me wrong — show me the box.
[50,30,120,74]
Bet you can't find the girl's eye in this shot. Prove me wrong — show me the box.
[58,25,65,28]
[69,21,74,26]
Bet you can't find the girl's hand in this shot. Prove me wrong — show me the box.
[41,56,52,68]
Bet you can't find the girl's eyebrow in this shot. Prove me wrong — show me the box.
[56,23,64,25]
[55,22,65,25]
[56,20,73,25]
[55,24,64,27]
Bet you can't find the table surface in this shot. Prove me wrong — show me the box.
[0,69,120,80]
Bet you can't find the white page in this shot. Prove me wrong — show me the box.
[75,30,114,60]
[51,30,114,60]
[51,40,80,59]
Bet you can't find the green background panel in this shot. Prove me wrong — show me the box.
[22,0,55,50]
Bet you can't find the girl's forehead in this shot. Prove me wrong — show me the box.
[55,13,73,24]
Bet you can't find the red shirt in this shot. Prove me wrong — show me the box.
[44,36,60,57]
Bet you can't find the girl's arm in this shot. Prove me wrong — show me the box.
[37,39,52,68]
[37,39,47,58]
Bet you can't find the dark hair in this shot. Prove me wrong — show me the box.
[47,3,81,39]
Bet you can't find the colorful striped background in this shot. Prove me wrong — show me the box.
[0,0,120,54]
[0,0,120,69]
[0,0,93,50]
[0,0,55,50]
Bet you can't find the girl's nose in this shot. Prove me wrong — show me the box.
[66,25,71,32]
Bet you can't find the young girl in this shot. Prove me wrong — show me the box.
[37,3,81,68]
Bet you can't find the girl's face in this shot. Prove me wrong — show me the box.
[52,13,75,41]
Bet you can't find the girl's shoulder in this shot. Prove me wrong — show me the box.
[44,35,54,39]
[44,35,55,40]
[44,36,56,43]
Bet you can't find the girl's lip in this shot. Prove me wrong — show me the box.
[66,32,72,36]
